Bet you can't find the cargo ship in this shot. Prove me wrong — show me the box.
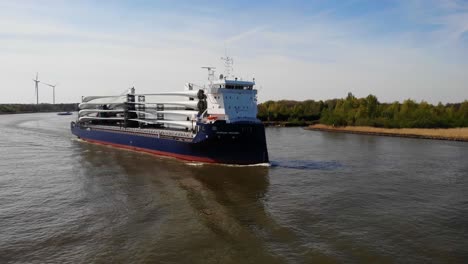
[71,61,269,165]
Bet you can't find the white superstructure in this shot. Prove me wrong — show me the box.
[77,57,260,130]
[203,78,258,123]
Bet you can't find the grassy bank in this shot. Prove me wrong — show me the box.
[306,124,468,142]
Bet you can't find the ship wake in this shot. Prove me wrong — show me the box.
[270,160,342,170]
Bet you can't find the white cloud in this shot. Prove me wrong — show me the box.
[0,0,467,104]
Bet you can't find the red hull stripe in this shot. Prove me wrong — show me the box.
[82,138,218,163]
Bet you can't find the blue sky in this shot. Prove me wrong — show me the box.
[0,0,467,103]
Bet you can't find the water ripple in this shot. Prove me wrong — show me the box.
[270,160,342,170]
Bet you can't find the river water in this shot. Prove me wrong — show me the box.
[0,113,467,263]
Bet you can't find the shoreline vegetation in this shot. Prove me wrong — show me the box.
[258,93,467,141]
[258,93,467,129]
[306,124,468,142]
[0,103,78,114]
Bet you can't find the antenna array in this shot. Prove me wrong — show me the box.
[220,56,234,78]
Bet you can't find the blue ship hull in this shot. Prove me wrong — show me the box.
[71,122,269,165]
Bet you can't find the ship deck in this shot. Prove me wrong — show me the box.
[82,124,195,140]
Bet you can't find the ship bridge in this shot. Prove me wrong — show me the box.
[204,78,259,123]
[211,79,254,90]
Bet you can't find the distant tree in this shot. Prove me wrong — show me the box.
[256,94,467,128]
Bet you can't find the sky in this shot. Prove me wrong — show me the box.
[0,0,467,104]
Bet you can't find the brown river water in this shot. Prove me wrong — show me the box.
[0,113,467,263]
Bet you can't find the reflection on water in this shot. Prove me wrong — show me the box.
[1,114,467,264]
[73,143,287,263]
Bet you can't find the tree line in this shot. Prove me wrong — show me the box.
[0,103,78,114]
[258,93,468,128]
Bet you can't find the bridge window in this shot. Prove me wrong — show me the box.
[225,85,249,90]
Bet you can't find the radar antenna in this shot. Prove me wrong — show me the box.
[201,67,216,83]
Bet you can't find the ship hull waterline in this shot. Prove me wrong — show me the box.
[71,122,269,165]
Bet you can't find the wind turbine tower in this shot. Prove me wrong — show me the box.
[33,73,40,104]
[42,82,58,104]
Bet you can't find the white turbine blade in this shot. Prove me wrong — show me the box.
[128,119,193,128]
[79,103,125,110]
[139,91,199,97]
[127,110,157,116]
[156,110,198,116]
[127,100,198,108]
[128,110,198,116]
[82,95,124,102]
[79,96,127,108]
[79,109,124,114]
[78,109,125,117]
[79,116,125,122]
[152,120,194,128]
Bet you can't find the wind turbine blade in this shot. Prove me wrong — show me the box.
[139,91,199,97]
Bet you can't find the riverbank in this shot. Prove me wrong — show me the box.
[263,121,317,127]
[306,124,468,142]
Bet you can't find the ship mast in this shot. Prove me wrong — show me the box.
[220,55,233,79]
